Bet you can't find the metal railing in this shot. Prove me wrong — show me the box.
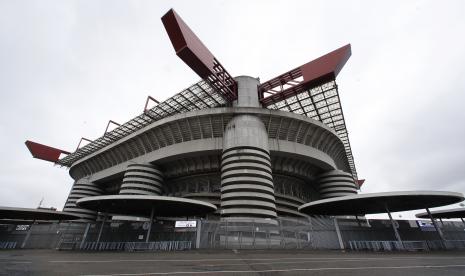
[57,241,192,251]
[0,241,17,249]
[350,240,465,251]
[349,240,428,251]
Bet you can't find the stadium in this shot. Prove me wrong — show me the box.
[26,9,360,223]
[3,8,461,254]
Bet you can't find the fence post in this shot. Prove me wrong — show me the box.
[195,219,201,249]
[252,219,256,249]
[225,219,228,248]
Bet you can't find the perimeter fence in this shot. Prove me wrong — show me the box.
[2,217,465,251]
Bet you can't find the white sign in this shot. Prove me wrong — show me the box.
[175,220,197,228]
[15,225,30,231]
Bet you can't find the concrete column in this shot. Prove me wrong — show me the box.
[316,170,357,199]
[63,178,104,221]
[220,76,277,220]
[119,163,164,196]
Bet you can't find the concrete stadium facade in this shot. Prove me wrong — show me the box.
[63,76,358,221]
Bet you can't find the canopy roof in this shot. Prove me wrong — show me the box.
[416,208,465,219]
[298,191,464,216]
[0,206,80,221]
[77,195,217,217]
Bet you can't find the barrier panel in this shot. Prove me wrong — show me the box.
[57,240,192,251]
[0,241,17,249]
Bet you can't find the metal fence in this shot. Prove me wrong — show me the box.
[2,218,465,251]
[349,240,428,251]
[198,217,340,249]
[57,240,192,251]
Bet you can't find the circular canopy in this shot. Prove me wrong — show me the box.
[77,195,217,217]
[298,191,464,216]
[0,206,80,221]
[416,208,465,219]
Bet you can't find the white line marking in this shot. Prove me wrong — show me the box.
[49,255,465,263]
[200,258,432,267]
[80,264,465,276]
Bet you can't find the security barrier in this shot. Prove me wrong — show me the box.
[349,240,428,251]
[57,240,192,251]
[0,241,17,249]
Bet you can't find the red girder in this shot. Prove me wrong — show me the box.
[25,140,70,163]
[161,9,237,102]
[259,44,351,106]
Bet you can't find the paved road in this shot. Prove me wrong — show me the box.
[1,249,465,275]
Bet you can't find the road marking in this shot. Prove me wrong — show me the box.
[80,264,465,276]
[1,261,32,264]
[50,255,465,263]
[200,257,440,267]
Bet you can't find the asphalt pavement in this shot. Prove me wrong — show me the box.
[1,249,465,276]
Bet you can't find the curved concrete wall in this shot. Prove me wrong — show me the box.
[63,179,103,221]
[119,163,164,195]
[316,170,357,199]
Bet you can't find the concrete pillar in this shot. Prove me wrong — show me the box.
[119,163,164,196]
[63,178,103,221]
[316,170,357,199]
[220,76,277,220]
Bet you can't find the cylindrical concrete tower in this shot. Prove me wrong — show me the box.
[220,76,277,219]
[316,170,357,199]
[119,163,164,195]
[63,178,103,221]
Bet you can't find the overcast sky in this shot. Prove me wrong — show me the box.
[1,0,464,219]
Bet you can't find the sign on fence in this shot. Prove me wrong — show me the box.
[175,221,197,228]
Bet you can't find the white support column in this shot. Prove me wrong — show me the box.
[96,214,107,245]
[21,221,35,249]
[333,217,344,250]
[146,206,155,243]
[385,205,403,249]
[426,208,446,244]
[80,223,91,249]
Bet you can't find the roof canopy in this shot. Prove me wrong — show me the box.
[416,208,465,219]
[298,191,464,216]
[0,206,80,221]
[77,195,217,217]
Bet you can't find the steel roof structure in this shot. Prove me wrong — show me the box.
[55,81,227,167]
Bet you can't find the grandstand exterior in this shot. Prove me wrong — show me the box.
[26,9,360,222]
